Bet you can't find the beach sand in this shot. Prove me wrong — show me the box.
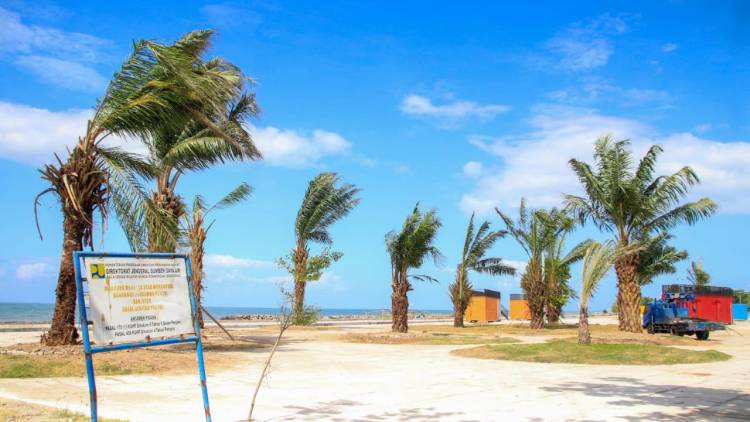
[1,316,749,421]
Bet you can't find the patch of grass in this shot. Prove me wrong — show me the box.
[0,355,132,378]
[52,409,126,422]
[343,332,520,345]
[453,339,731,365]
[0,398,127,421]
[415,323,594,336]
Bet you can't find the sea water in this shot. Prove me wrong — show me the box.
[0,303,450,323]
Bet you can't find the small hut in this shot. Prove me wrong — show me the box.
[509,293,530,320]
[465,289,501,322]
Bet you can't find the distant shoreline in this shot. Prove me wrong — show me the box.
[0,302,454,324]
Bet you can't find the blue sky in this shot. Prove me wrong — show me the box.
[1,1,748,313]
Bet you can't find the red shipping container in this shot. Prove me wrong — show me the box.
[662,285,734,324]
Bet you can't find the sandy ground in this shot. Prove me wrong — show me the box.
[1,317,749,421]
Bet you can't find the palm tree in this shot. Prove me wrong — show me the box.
[34,31,223,345]
[544,230,588,324]
[450,214,515,327]
[139,34,261,252]
[286,173,360,324]
[687,260,711,287]
[496,201,578,328]
[578,241,617,345]
[183,183,252,327]
[386,204,442,333]
[565,136,717,332]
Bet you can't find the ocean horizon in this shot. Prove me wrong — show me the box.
[0,302,453,323]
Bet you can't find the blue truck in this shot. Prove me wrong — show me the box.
[642,292,725,340]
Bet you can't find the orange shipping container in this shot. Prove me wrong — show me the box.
[509,293,530,320]
[465,289,501,322]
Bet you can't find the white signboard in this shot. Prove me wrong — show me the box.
[83,256,195,345]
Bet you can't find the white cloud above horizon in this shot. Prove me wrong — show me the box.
[0,101,363,169]
[400,94,510,124]
[0,6,111,92]
[15,262,51,280]
[460,106,750,215]
[204,254,275,269]
[0,101,91,163]
[15,55,107,92]
[548,76,671,109]
[248,124,355,168]
[540,13,631,71]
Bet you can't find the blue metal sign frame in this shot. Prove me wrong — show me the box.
[73,251,211,422]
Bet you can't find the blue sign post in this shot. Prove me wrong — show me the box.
[73,251,211,421]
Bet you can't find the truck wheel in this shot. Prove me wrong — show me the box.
[696,331,709,341]
[670,326,681,336]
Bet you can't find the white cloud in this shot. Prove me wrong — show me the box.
[662,42,679,53]
[462,161,484,178]
[15,55,107,92]
[0,6,110,90]
[542,14,631,71]
[203,253,284,284]
[0,101,355,168]
[548,77,671,109]
[16,262,50,280]
[0,101,91,163]
[249,124,353,168]
[460,106,750,214]
[204,254,275,269]
[400,94,510,122]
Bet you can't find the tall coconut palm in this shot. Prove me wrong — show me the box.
[496,201,577,328]
[137,33,260,252]
[565,136,717,332]
[450,214,515,327]
[578,241,617,345]
[34,31,224,345]
[386,204,442,333]
[286,173,359,324]
[183,182,252,327]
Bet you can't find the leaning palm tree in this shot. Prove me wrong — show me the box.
[140,34,260,252]
[386,204,442,333]
[34,31,223,345]
[183,183,252,327]
[450,214,515,327]
[496,201,574,328]
[578,241,618,345]
[285,173,359,324]
[566,136,717,332]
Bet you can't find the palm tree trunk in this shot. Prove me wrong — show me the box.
[522,259,546,329]
[293,278,306,323]
[615,253,642,333]
[43,213,84,346]
[391,272,409,333]
[453,307,465,328]
[578,304,590,345]
[292,245,309,324]
[190,243,205,328]
[189,213,207,328]
[546,303,561,324]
